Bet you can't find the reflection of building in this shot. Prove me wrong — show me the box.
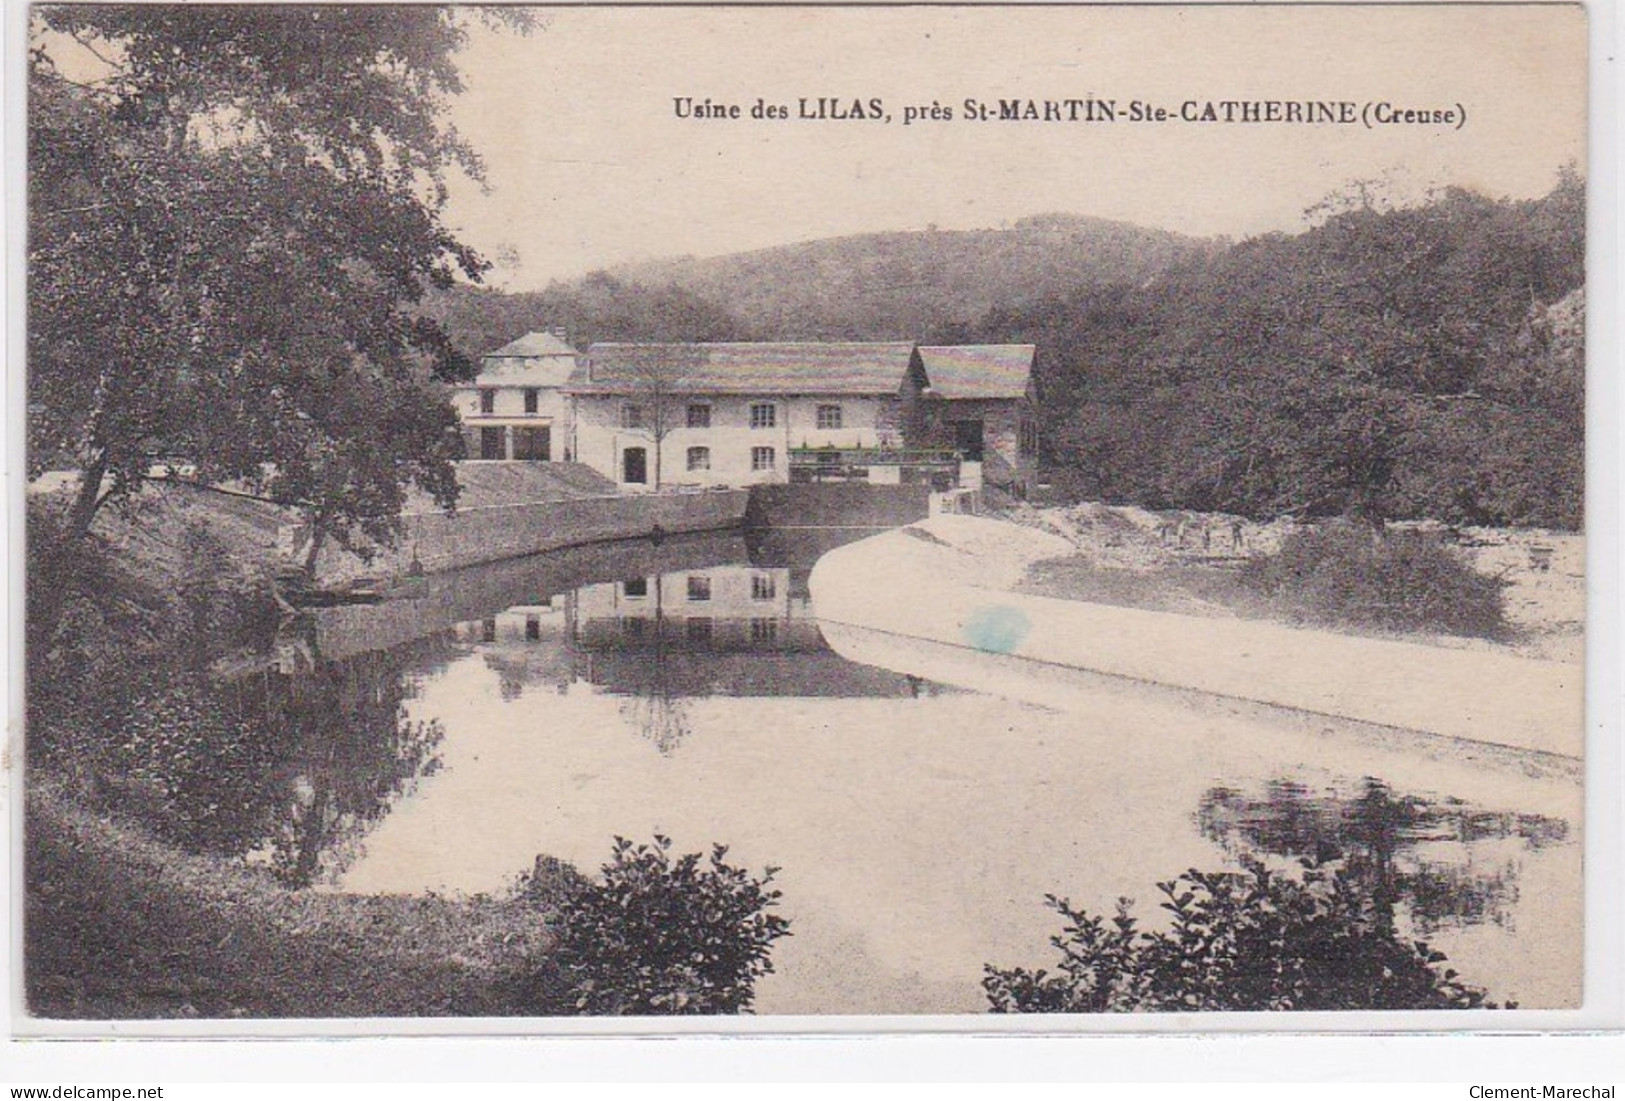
[451,335,1039,491]
[572,565,819,652]
[435,558,935,701]
[454,603,575,698]
[567,564,926,698]
[453,330,579,462]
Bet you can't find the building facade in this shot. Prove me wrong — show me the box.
[915,344,1040,489]
[565,342,926,491]
[453,330,579,462]
[454,335,1038,491]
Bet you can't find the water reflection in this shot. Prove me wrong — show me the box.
[228,627,451,886]
[1196,778,1570,934]
[153,528,1578,1011]
[242,529,920,864]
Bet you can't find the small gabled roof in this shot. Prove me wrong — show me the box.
[485,331,580,359]
[571,342,920,396]
[918,344,1035,400]
[477,331,581,388]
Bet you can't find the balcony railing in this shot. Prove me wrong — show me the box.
[787,446,963,484]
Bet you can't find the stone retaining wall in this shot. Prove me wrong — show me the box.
[282,489,749,584]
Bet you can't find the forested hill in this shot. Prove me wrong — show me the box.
[968,174,1586,530]
[420,213,1212,357]
[419,273,748,368]
[605,214,1217,340]
[424,178,1583,530]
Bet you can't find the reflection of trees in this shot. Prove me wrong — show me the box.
[613,583,691,756]
[1196,778,1567,935]
[259,640,444,886]
[217,626,448,886]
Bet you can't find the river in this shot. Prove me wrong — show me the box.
[247,529,1581,1014]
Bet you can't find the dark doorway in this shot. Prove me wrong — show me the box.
[514,426,551,461]
[950,419,984,461]
[480,427,506,460]
[623,447,648,485]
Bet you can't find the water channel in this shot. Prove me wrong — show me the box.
[245,528,1581,1015]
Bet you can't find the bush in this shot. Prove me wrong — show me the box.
[540,835,792,1015]
[108,676,287,857]
[1241,524,1507,638]
[984,860,1500,1013]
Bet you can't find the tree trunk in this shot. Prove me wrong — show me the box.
[29,454,112,654]
[302,521,328,584]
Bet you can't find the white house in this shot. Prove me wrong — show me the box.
[563,342,930,490]
[453,330,579,461]
[453,334,1038,491]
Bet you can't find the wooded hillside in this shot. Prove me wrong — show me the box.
[974,175,1585,529]
[605,214,1216,340]
[430,176,1585,530]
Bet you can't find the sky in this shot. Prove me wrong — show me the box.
[439,4,1588,290]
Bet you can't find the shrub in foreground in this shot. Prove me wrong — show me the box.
[984,860,1500,1013]
[1242,524,1507,638]
[539,835,792,1015]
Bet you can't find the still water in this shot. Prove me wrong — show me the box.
[269,530,1580,1014]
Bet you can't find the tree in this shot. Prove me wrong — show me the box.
[610,344,708,489]
[27,6,530,622]
[968,174,1584,528]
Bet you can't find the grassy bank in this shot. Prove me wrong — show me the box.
[26,783,555,1019]
[1008,503,1582,662]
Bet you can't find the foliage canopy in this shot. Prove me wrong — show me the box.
[984,859,1500,1013]
[28,6,528,578]
[537,835,792,1015]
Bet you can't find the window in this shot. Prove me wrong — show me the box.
[817,404,843,430]
[523,388,539,414]
[525,616,541,641]
[686,617,713,643]
[752,573,777,601]
[686,575,712,602]
[751,446,776,472]
[479,426,506,460]
[687,403,711,428]
[514,426,550,461]
[622,578,648,598]
[686,446,711,472]
[750,617,779,643]
[478,389,495,415]
[621,403,645,429]
[750,402,777,429]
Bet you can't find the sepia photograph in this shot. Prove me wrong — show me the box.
[14,1,1608,1037]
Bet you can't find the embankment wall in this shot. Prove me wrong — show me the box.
[284,489,748,584]
[745,483,930,531]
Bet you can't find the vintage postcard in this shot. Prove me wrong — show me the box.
[14,1,1612,1040]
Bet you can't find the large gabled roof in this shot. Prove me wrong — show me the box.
[570,342,920,396]
[917,345,1036,400]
